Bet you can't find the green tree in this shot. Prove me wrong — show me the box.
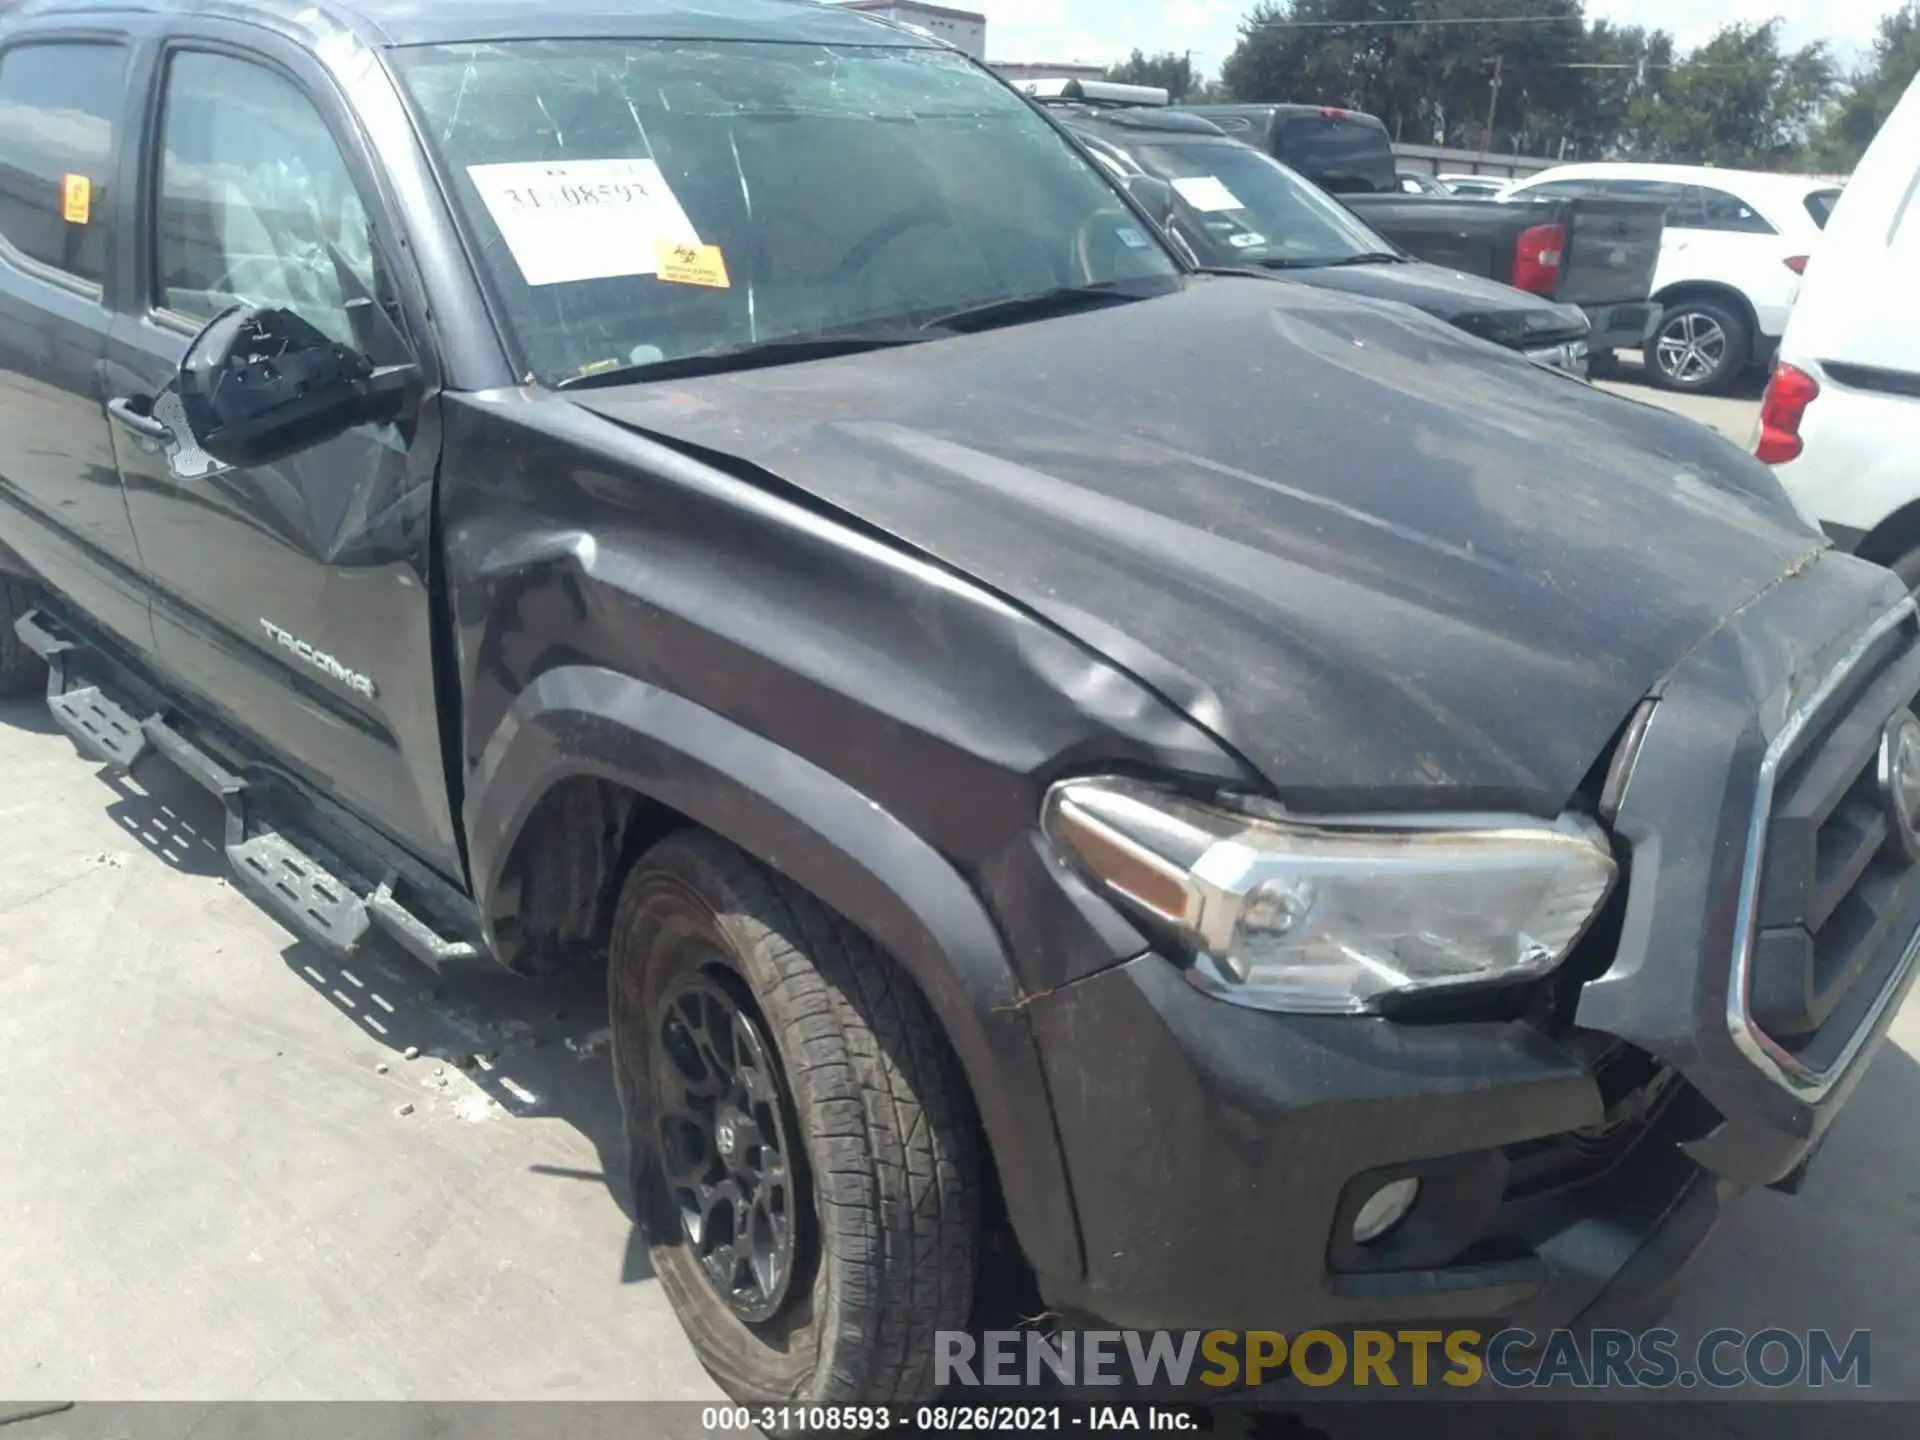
[1559,22,1675,159]
[1216,0,1589,149]
[1626,21,1836,166]
[1105,48,1212,102]
[1219,0,1428,135]
[1816,3,1920,170]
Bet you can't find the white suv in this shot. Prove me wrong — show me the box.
[1762,73,1920,583]
[1506,162,1842,394]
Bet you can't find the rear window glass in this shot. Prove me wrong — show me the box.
[0,41,127,284]
[1276,116,1395,194]
[1805,189,1841,228]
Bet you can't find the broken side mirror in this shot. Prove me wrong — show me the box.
[177,305,420,470]
[1123,174,1178,232]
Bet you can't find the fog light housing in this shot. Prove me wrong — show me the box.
[1351,1178,1420,1244]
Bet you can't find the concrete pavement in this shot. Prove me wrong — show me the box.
[0,701,719,1401]
[1594,356,1766,441]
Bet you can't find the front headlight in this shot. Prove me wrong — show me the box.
[1043,777,1617,1015]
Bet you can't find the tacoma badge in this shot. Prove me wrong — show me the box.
[260,620,378,700]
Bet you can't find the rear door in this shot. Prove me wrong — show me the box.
[102,21,461,876]
[0,26,155,657]
[1601,178,1779,311]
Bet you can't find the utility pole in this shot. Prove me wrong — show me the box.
[1481,53,1504,155]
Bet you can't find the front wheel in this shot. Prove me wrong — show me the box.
[610,832,981,1405]
[0,576,47,696]
[1885,548,1920,596]
[1645,301,1748,394]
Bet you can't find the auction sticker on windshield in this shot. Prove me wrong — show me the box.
[467,159,702,286]
[1171,176,1244,212]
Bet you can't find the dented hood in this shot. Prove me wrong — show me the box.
[571,276,1825,813]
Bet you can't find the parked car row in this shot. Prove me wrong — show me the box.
[1051,100,1592,373]
[1029,85,1660,376]
[5,2,1919,1415]
[1157,94,1844,398]
[1506,163,1842,394]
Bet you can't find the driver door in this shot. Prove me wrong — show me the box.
[102,31,461,877]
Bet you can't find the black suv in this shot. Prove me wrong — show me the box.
[4,0,1919,1408]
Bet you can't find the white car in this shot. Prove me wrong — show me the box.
[1506,162,1842,394]
[1437,173,1508,199]
[1762,74,1920,583]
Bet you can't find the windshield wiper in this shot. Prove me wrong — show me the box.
[557,332,930,389]
[1318,251,1409,267]
[917,283,1157,334]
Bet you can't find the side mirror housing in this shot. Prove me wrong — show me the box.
[1123,174,1178,231]
[177,305,418,469]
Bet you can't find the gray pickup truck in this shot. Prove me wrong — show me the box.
[1187,103,1666,356]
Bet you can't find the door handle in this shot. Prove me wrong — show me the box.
[106,396,172,444]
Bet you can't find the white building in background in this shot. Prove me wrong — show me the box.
[834,1,987,59]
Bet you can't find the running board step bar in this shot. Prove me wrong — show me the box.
[229,830,372,955]
[48,686,151,770]
[14,607,485,971]
[17,610,155,771]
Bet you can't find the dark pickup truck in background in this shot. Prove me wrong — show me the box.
[1345,191,1666,355]
[1185,102,1667,358]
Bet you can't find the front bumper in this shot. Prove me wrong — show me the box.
[1026,547,1920,1338]
[1522,337,1590,378]
[1029,952,1734,1334]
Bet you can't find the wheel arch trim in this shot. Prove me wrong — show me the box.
[466,664,1087,1283]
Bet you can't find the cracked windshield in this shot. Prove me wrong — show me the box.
[395,41,1181,386]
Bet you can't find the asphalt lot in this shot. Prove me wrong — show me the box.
[3,368,1913,1422]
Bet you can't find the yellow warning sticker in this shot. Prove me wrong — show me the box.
[654,241,731,289]
[61,173,91,225]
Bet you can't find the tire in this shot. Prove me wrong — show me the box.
[610,831,981,1406]
[1644,300,1748,394]
[0,575,46,697]
[1887,548,1920,595]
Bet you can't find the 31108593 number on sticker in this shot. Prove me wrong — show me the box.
[465,157,703,286]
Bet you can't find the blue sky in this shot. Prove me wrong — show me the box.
[976,0,1888,73]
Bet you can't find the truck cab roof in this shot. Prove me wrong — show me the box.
[6,0,927,47]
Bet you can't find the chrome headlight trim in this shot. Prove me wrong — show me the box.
[1044,777,1618,1015]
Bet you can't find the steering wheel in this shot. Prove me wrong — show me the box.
[832,203,952,284]
[1075,208,1142,283]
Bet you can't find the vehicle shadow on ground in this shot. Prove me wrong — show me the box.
[73,742,656,1288]
[0,694,60,735]
[272,929,654,1287]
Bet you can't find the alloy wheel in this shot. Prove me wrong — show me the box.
[1655,310,1728,387]
[653,970,801,1324]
